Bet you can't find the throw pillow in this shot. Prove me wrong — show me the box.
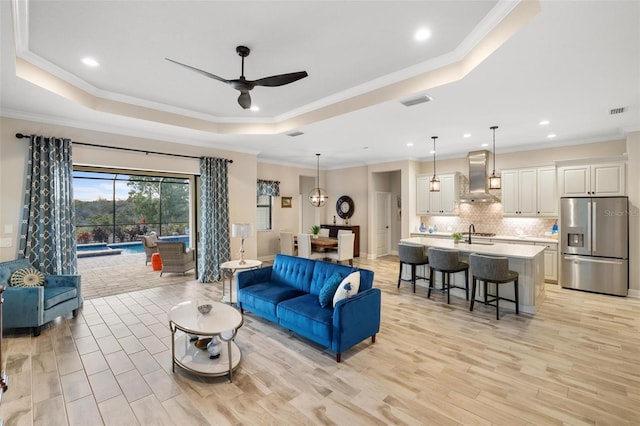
[318,272,344,308]
[10,267,45,287]
[333,270,361,307]
[0,267,11,285]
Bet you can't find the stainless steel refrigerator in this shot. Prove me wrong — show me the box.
[560,196,629,296]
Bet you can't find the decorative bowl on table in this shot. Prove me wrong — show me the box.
[197,303,212,314]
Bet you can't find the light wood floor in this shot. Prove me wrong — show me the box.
[1,254,639,425]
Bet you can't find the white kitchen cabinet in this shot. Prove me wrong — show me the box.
[416,175,431,215]
[536,166,558,216]
[502,167,557,217]
[501,168,537,216]
[429,173,459,215]
[416,173,459,215]
[542,245,558,282]
[558,163,625,197]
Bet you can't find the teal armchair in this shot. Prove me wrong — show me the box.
[0,259,82,336]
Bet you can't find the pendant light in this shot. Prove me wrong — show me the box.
[488,125,501,189]
[308,153,328,207]
[429,136,440,192]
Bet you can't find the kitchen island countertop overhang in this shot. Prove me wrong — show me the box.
[400,237,546,314]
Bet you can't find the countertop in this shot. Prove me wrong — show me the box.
[409,231,558,245]
[401,236,547,259]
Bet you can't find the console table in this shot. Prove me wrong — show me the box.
[320,225,360,257]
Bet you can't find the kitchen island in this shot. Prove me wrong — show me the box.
[400,236,546,314]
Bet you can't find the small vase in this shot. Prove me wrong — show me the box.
[454,240,460,244]
[313,234,318,239]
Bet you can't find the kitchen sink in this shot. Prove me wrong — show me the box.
[465,241,494,246]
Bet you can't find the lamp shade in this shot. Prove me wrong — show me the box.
[232,223,253,238]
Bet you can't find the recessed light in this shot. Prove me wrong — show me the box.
[81,57,99,67]
[429,150,435,154]
[481,143,489,147]
[539,120,550,126]
[250,105,260,112]
[414,27,432,42]
[547,133,556,138]
[407,142,414,147]
[463,133,471,138]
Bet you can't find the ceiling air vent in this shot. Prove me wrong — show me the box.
[401,95,432,107]
[286,131,304,137]
[610,107,625,115]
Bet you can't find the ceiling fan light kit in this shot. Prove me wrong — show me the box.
[166,45,308,109]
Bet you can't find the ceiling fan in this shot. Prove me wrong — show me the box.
[166,46,308,109]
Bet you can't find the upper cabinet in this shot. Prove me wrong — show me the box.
[558,163,626,197]
[502,166,557,217]
[416,173,459,215]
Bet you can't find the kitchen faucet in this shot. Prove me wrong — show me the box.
[468,224,476,244]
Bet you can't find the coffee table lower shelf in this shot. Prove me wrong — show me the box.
[172,334,241,378]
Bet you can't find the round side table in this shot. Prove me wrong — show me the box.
[220,259,262,304]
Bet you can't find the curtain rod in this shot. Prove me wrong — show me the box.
[15,133,233,163]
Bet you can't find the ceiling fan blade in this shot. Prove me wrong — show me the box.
[238,91,252,109]
[252,71,308,87]
[165,58,230,84]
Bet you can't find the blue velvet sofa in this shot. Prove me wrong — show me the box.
[0,259,82,336]
[236,254,381,362]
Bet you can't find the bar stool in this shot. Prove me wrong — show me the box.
[397,244,429,293]
[427,248,469,304]
[469,253,519,320]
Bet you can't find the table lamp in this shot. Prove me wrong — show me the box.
[232,223,253,265]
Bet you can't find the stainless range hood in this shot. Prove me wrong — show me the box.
[458,150,500,203]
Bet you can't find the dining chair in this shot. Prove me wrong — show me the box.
[325,233,355,266]
[296,234,325,260]
[337,229,353,236]
[279,231,295,255]
[318,228,330,237]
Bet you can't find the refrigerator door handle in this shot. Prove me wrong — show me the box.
[563,255,624,265]
[592,200,596,252]
[587,200,592,252]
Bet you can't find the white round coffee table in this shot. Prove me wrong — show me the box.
[168,300,243,382]
[220,259,262,303]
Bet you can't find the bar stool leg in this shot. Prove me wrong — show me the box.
[397,262,403,288]
[514,278,519,315]
[470,276,476,311]
[411,264,416,293]
[428,268,434,298]
[496,281,500,320]
[464,269,469,300]
[446,272,450,304]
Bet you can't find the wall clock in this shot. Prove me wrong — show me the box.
[336,195,354,219]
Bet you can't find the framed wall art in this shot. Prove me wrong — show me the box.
[281,196,292,208]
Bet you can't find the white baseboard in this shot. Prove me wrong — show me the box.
[628,288,640,298]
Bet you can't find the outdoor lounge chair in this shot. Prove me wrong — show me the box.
[140,233,159,265]
[156,241,195,276]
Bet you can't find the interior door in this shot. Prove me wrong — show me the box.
[375,192,391,257]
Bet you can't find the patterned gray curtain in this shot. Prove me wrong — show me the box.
[257,179,280,196]
[198,157,230,282]
[19,135,77,275]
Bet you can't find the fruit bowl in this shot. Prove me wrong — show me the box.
[197,303,212,314]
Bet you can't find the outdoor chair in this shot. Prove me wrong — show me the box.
[0,258,82,336]
[140,233,159,265]
[156,241,195,276]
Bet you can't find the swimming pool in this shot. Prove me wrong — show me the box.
[77,236,191,257]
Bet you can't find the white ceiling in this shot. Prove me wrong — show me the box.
[1,0,639,169]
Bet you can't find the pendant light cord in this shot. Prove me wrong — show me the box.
[431,136,437,178]
[491,126,498,174]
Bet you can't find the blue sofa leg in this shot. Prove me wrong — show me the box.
[336,353,341,363]
[33,326,41,337]
[73,309,79,317]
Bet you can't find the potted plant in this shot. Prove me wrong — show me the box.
[451,232,463,244]
[311,225,321,239]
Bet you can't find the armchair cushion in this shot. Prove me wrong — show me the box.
[43,287,78,309]
[10,267,45,287]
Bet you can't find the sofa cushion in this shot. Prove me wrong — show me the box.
[270,255,316,292]
[44,287,78,309]
[332,271,361,307]
[277,293,333,341]
[318,272,344,308]
[240,282,306,318]
[309,261,358,296]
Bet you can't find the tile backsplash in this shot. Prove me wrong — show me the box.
[417,175,558,237]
